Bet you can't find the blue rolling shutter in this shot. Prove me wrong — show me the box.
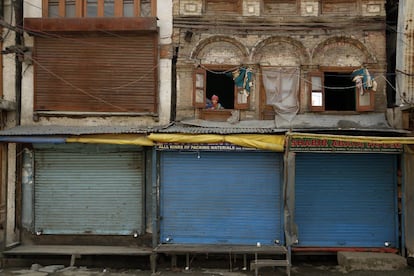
[34,144,144,235]
[295,153,398,248]
[160,151,283,245]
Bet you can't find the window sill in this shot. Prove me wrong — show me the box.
[200,109,233,122]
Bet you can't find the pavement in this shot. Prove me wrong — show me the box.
[1,258,414,276]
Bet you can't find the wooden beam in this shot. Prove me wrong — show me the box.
[97,0,104,17]
[59,0,65,17]
[134,0,140,16]
[151,0,156,16]
[76,0,83,17]
[24,17,158,33]
[42,0,49,17]
[114,0,123,16]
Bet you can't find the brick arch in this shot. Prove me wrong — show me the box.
[312,36,377,64]
[190,35,249,60]
[251,36,309,64]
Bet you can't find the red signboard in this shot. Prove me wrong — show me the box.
[289,137,403,153]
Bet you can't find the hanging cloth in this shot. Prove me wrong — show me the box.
[351,67,377,95]
[226,67,253,96]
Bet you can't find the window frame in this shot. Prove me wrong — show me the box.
[42,0,157,17]
[234,85,249,110]
[193,66,249,111]
[309,68,375,112]
[356,84,375,111]
[193,68,206,108]
[309,72,325,112]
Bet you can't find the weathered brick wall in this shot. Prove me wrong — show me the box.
[173,0,387,120]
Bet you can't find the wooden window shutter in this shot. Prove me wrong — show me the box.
[310,72,325,112]
[356,89,375,112]
[234,86,249,110]
[194,68,206,108]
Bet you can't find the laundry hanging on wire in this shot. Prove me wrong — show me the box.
[351,67,377,95]
[226,67,253,97]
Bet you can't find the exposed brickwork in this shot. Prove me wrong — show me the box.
[174,0,387,120]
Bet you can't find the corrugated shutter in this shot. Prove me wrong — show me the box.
[160,151,283,245]
[295,153,398,247]
[34,144,144,235]
[34,33,157,113]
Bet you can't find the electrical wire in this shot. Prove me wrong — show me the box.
[22,1,174,40]
[382,74,408,104]
[6,43,160,111]
[197,61,382,91]
[6,22,174,54]
[1,1,410,103]
[6,0,410,56]
[1,1,411,76]
[2,38,401,96]
[0,2,170,102]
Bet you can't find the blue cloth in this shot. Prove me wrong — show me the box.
[227,67,253,93]
[351,68,374,90]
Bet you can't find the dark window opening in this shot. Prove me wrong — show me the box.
[0,0,3,19]
[324,72,355,111]
[206,71,234,109]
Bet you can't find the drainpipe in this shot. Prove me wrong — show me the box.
[14,0,23,125]
[170,47,178,122]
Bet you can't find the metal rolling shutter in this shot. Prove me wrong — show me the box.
[34,144,144,235]
[160,151,283,245]
[34,33,158,113]
[295,153,398,248]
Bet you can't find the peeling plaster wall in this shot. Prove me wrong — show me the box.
[396,0,414,106]
[3,0,17,125]
[174,0,387,121]
[3,0,19,247]
[6,143,17,247]
[157,1,173,125]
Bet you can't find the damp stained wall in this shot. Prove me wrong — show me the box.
[173,0,388,121]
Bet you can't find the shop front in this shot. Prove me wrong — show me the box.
[150,134,286,246]
[29,143,146,236]
[288,133,402,251]
[159,148,283,245]
[1,132,156,268]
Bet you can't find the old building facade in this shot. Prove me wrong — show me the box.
[0,0,172,267]
[173,0,387,123]
[0,0,413,272]
[158,0,410,266]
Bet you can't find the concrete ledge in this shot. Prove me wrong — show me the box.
[338,251,407,271]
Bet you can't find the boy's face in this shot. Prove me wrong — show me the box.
[212,99,218,104]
